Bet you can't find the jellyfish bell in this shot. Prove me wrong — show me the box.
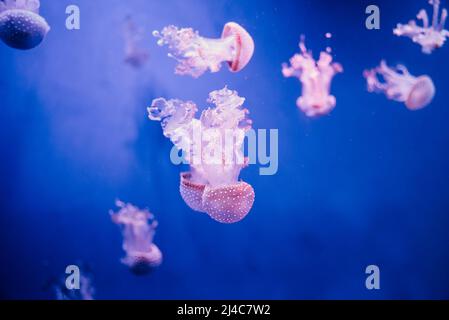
[0,0,50,50]
[405,75,435,110]
[221,22,255,72]
[122,244,163,276]
[179,172,207,213]
[203,181,255,224]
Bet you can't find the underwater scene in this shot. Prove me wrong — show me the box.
[0,0,449,300]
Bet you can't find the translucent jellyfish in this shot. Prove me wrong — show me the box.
[147,87,255,224]
[123,16,149,68]
[110,200,162,275]
[282,36,343,117]
[393,0,449,54]
[0,0,50,50]
[152,22,254,78]
[363,60,435,110]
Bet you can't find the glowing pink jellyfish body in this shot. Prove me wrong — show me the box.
[110,200,162,275]
[363,60,435,110]
[393,0,449,54]
[152,22,254,78]
[148,87,255,224]
[282,37,343,117]
[0,0,50,50]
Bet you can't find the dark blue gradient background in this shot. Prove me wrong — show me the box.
[0,0,448,299]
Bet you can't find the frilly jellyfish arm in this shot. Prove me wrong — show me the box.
[153,22,254,78]
[0,0,40,13]
[282,37,343,117]
[393,0,449,54]
[110,200,162,270]
[148,87,251,186]
[363,60,435,110]
[148,87,255,224]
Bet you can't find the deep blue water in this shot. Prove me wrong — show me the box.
[0,0,448,299]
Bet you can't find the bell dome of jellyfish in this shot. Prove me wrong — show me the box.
[148,87,255,224]
[363,60,436,110]
[282,35,343,117]
[0,0,50,50]
[110,200,163,275]
[393,0,449,54]
[152,22,254,78]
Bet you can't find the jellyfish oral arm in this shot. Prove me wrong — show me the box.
[393,0,449,53]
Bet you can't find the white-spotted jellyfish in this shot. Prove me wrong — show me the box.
[147,87,255,224]
[282,36,343,117]
[110,200,162,275]
[152,22,254,78]
[0,0,50,50]
[393,0,449,54]
[363,60,435,110]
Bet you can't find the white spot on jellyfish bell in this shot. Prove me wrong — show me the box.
[0,0,50,50]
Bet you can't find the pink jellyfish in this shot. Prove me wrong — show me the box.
[393,0,449,54]
[363,60,435,110]
[0,0,50,50]
[282,36,343,117]
[152,22,254,78]
[147,87,255,224]
[123,16,149,68]
[110,200,162,275]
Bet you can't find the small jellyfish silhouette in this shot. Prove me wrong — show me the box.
[123,16,149,68]
[110,200,162,275]
[282,36,343,117]
[148,87,255,224]
[393,0,449,54]
[363,60,435,110]
[0,0,50,50]
[152,22,254,78]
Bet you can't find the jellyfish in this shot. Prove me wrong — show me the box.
[363,60,435,110]
[152,22,254,78]
[393,0,449,54]
[282,36,343,117]
[147,87,255,224]
[0,0,50,50]
[110,200,162,275]
[123,16,149,68]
